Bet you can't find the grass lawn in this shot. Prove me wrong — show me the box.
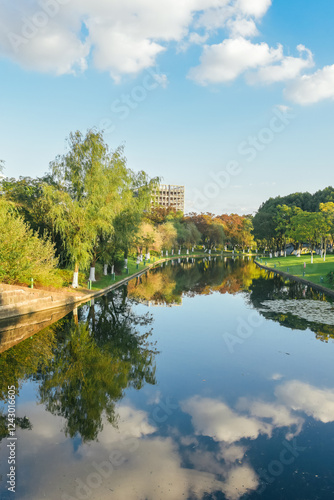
[256,253,334,290]
[91,256,149,291]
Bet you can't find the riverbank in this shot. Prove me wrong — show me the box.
[255,254,334,297]
[0,252,216,320]
[91,252,224,293]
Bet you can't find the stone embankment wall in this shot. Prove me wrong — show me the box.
[0,304,76,353]
[0,283,90,321]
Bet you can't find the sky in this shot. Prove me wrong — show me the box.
[0,0,333,215]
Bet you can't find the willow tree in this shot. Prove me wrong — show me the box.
[43,130,129,287]
[86,146,132,281]
[109,171,160,267]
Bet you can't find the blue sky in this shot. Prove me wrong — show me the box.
[0,0,333,214]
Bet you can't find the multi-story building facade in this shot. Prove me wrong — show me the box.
[152,184,185,212]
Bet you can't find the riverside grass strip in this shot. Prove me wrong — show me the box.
[255,254,334,298]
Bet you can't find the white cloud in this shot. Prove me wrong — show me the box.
[222,465,259,500]
[218,443,248,463]
[0,0,331,108]
[107,404,156,439]
[248,44,314,84]
[0,0,273,80]
[6,380,334,500]
[195,3,237,31]
[227,17,259,38]
[0,0,194,77]
[88,24,165,81]
[195,0,270,31]
[91,436,224,500]
[181,395,271,443]
[235,0,272,19]
[285,64,334,104]
[188,37,282,84]
[80,0,208,80]
[0,4,89,75]
[177,32,210,53]
[237,398,304,439]
[3,401,239,500]
[0,0,223,78]
[276,380,334,423]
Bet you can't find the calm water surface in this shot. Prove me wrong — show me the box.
[1,257,334,500]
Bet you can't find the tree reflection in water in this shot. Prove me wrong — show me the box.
[248,273,334,343]
[0,327,55,400]
[0,286,157,444]
[1,258,333,449]
[128,257,263,305]
[0,331,50,447]
[128,257,334,343]
[38,286,157,442]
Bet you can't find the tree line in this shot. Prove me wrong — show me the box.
[253,187,334,260]
[0,130,254,288]
[4,128,331,289]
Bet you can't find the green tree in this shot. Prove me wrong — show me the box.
[173,221,201,251]
[274,205,300,256]
[320,202,334,261]
[157,221,177,252]
[289,211,330,262]
[106,171,159,269]
[43,130,130,286]
[136,221,158,258]
[2,176,49,229]
[253,186,334,250]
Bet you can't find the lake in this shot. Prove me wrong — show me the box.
[1,257,334,500]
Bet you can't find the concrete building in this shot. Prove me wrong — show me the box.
[152,184,185,212]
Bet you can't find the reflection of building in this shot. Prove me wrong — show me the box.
[152,184,185,212]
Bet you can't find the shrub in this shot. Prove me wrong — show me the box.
[326,271,334,284]
[0,200,61,287]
